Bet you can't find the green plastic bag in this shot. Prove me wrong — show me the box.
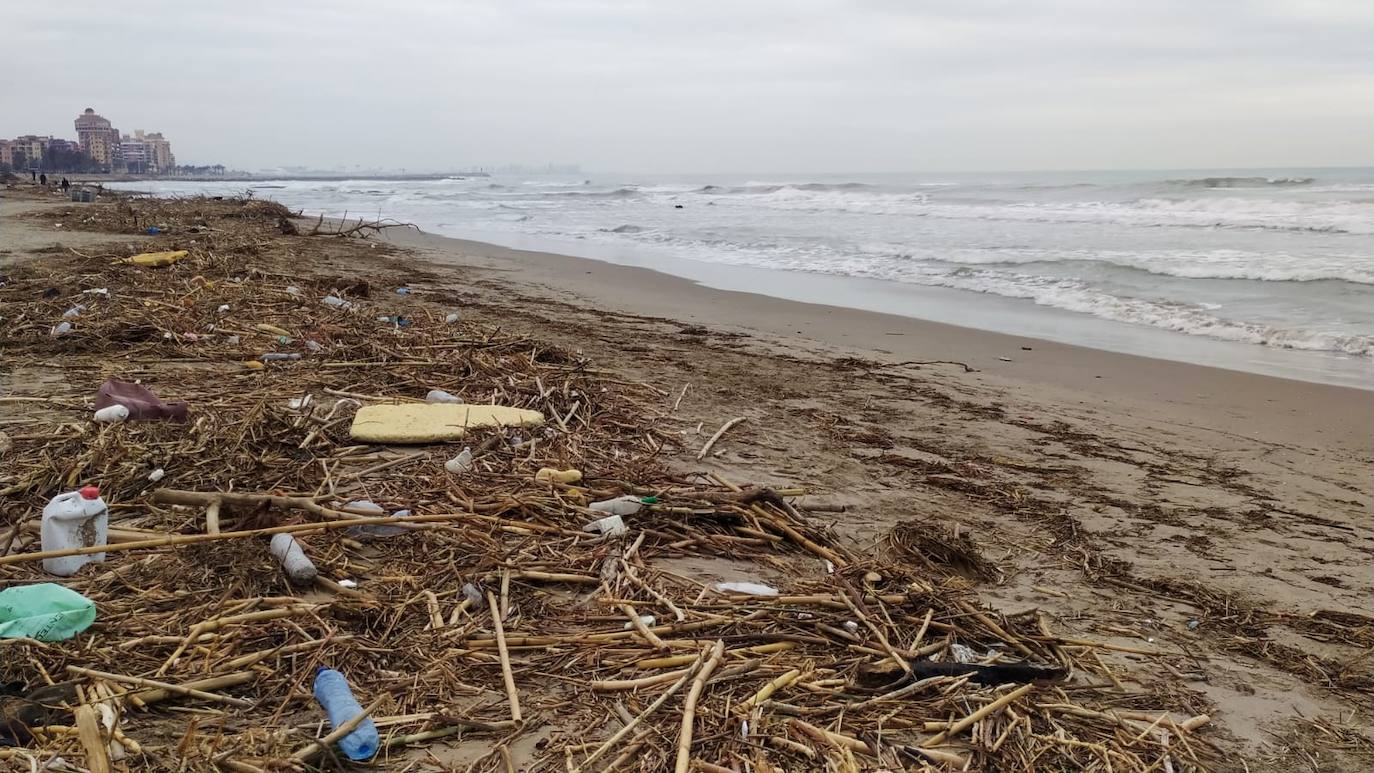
[0,583,97,641]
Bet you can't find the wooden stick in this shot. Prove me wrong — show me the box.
[127,672,256,708]
[620,603,668,649]
[737,668,803,712]
[574,656,703,773]
[73,704,111,773]
[0,511,478,566]
[291,694,387,761]
[67,666,253,707]
[697,416,746,460]
[925,683,1033,746]
[675,640,725,773]
[487,590,522,722]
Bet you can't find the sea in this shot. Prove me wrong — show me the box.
[113,168,1374,389]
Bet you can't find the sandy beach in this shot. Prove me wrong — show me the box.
[2,186,1371,769]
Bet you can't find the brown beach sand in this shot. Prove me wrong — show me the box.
[3,188,1371,768]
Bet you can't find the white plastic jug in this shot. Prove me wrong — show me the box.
[41,486,108,576]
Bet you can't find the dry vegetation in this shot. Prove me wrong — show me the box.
[0,190,1361,771]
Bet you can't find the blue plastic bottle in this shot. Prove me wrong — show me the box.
[312,667,380,761]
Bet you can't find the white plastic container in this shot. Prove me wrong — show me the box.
[41,486,108,576]
[589,495,643,516]
[425,389,462,404]
[93,405,130,423]
[269,533,318,584]
[583,514,627,537]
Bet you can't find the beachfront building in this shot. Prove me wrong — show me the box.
[121,130,175,174]
[5,135,52,169]
[75,108,123,172]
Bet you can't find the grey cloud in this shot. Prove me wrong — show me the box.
[2,0,1369,172]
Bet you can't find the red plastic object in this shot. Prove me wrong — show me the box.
[79,485,100,500]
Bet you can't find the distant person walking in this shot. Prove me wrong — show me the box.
[30,169,36,182]
[39,173,47,186]
[61,177,70,194]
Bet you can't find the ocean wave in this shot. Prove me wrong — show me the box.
[696,182,875,195]
[923,271,1374,357]
[852,245,1374,285]
[1165,176,1315,188]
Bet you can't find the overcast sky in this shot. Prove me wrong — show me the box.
[4,0,1371,173]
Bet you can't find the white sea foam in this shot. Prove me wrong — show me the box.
[110,171,1374,360]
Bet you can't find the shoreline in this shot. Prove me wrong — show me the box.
[385,226,1374,452]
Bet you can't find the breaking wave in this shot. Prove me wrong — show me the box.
[1166,176,1315,188]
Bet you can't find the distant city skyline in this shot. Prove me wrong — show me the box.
[0,107,178,174]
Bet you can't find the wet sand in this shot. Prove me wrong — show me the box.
[385,227,1373,453]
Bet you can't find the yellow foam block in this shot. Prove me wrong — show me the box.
[122,250,188,267]
[349,403,544,443]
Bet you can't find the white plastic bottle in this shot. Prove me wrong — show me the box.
[41,486,108,576]
[589,495,644,516]
[269,533,318,583]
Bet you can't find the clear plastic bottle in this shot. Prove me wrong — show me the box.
[589,495,644,516]
[269,533,317,584]
[425,389,462,404]
[444,447,474,474]
[41,486,108,576]
[312,667,380,761]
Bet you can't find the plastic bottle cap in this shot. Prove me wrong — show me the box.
[79,485,100,500]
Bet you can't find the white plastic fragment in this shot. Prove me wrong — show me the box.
[425,389,463,404]
[583,514,627,537]
[444,447,474,474]
[712,581,779,597]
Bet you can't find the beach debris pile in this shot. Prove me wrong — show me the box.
[0,194,1219,770]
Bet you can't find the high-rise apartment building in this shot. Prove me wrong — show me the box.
[75,108,122,171]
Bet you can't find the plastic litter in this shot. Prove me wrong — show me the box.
[305,340,323,352]
[50,321,73,337]
[288,395,314,411]
[444,312,460,323]
[712,582,779,597]
[535,468,582,484]
[842,620,860,633]
[147,468,166,482]
[285,285,301,295]
[337,579,358,589]
[312,667,380,761]
[425,389,463,404]
[949,643,979,664]
[395,287,412,295]
[622,615,656,629]
[0,584,97,641]
[93,405,130,423]
[216,304,230,313]
[444,447,474,474]
[261,353,301,361]
[41,486,108,577]
[583,514,627,537]
[322,295,352,309]
[96,379,189,422]
[62,305,85,319]
[269,533,318,584]
[82,287,108,296]
[121,250,187,267]
[589,495,644,516]
[461,583,485,608]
